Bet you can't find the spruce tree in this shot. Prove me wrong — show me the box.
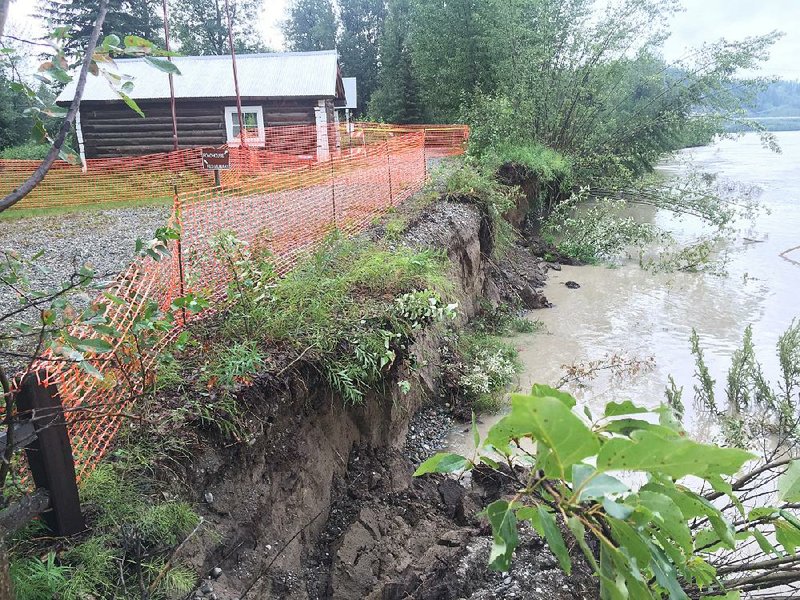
[37,0,164,55]
[368,0,423,124]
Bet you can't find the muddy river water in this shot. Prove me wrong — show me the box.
[449,131,800,452]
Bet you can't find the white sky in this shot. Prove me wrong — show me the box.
[7,0,800,80]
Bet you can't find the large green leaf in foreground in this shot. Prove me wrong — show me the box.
[487,393,599,477]
[597,430,754,479]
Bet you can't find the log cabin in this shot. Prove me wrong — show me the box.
[55,50,348,159]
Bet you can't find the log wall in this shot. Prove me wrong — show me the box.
[79,98,322,158]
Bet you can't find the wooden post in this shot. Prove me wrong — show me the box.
[17,375,84,536]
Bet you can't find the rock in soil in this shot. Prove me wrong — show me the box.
[304,446,598,599]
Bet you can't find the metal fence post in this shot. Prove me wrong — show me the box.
[329,149,337,227]
[17,374,84,536]
[386,139,394,206]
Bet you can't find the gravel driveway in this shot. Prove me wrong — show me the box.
[0,206,171,319]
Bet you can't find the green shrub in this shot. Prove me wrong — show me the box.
[480,142,573,188]
[11,460,201,600]
[0,142,50,160]
[191,234,456,405]
[457,332,521,413]
[543,192,660,263]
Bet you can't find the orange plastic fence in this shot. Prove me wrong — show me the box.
[0,122,467,212]
[353,122,469,157]
[14,123,439,481]
[0,148,210,211]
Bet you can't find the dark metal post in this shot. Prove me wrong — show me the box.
[17,374,84,536]
[386,139,394,206]
[162,0,179,151]
[224,0,246,148]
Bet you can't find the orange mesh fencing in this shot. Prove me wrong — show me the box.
[10,123,441,481]
[353,122,470,157]
[0,149,211,211]
[0,122,465,213]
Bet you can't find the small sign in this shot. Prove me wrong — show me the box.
[201,147,230,170]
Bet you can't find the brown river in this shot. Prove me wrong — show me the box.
[449,131,800,452]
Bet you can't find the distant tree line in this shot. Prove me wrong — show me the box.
[746,80,800,117]
[284,0,782,181]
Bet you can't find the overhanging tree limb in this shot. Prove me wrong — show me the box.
[0,0,109,213]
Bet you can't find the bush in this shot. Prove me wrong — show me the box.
[11,462,200,600]
[457,332,521,413]
[480,142,573,188]
[0,141,50,160]
[443,163,521,256]
[191,233,456,406]
[543,191,661,263]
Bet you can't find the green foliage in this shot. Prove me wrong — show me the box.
[470,302,543,337]
[176,234,455,406]
[35,0,166,55]
[416,387,758,599]
[0,141,51,159]
[479,142,573,188]
[407,0,493,123]
[9,553,70,600]
[283,0,338,52]
[0,65,36,151]
[367,0,423,123]
[170,0,266,54]
[444,162,520,256]
[11,460,201,599]
[543,192,661,263]
[692,321,800,448]
[337,0,387,114]
[457,332,521,413]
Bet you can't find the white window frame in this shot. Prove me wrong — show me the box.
[224,105,265,146]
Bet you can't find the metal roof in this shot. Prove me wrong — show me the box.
[57,50,343,103]
[341,77,358,109]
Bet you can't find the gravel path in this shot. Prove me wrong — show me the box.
[0,206,170,319]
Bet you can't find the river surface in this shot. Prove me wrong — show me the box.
[449,131,800,452]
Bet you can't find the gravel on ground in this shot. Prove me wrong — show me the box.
[0,206,170,369]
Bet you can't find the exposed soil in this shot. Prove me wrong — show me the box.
[304,446,597,600]
[155,169,595,599]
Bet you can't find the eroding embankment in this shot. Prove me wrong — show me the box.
[167,169,595,599]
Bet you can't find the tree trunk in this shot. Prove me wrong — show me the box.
[0,0,10,39]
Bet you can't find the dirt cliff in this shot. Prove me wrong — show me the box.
[168,181,594,599]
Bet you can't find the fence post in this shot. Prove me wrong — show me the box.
[422,129,428,180]
[17,374,84,536]
[173,190,187,325]
[328,150,337,227]
[386,139,394,206]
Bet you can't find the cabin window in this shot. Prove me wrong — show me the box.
[224,105,265,146]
